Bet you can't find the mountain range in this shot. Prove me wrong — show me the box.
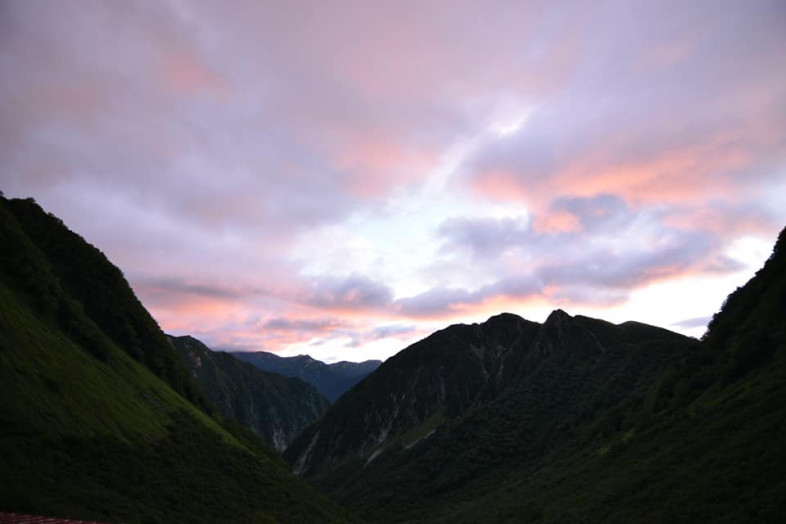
[2,193,784,523]
[232,351,381,402]
[285,227,786,522]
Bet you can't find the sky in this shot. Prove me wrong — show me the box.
[2,0,785,363]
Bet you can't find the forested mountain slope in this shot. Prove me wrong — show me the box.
[171,335,329,451]
[2,197,207,409]
[0,196,356,524]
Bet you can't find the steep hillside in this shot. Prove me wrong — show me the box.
[0,196,356,523]
[703,227,786,381]
[3,197,207,410]
[284,312,543,473]
[171,335,330,451]
[286,228,785,523]
[233,351,381,402]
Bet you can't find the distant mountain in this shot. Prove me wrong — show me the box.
[232,351,382,402]
[170,335,330,451]
[285,227,786,523]
[0,196,356,523]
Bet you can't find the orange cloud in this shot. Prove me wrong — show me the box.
[472,132,758,213]
[662,206,774,238]
[470,169,533,202]
[560,143,750,205]
[326,128,441,198]
[286,109,444,200]
[150,299,241,333]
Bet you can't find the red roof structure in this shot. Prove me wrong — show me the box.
[0,513,110,524]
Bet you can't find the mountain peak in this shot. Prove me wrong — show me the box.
[485,312,525,323]
[545,308,572,325]
[532,309,585,357]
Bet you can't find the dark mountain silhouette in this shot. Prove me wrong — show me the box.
[285,310,693,476]
[0,196,356,523]
[170,334,330,451]
[285,227,786,523]
[232,351,381,402]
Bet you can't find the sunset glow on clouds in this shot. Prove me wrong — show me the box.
[2,0,785,362]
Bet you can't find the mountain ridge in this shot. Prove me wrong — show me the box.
[284,309,690,477]
[232,350,381,402]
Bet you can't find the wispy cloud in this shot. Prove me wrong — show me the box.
[261,317,347,333]
[302,275,395,311]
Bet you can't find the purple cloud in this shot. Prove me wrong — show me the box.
[433,195,747,311]
[438,216,532,258]
[261,317,347,333]
[373,324,416,339]
[395,275,543,317]
[303,275,394,310]
[463,1,786,224]
[395,287,476,316]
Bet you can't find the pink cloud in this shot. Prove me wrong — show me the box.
[471,125,774,212]
[161,50,233,101]
[662,206,775,238]
[533,210,581,234]
[328,130,441,198]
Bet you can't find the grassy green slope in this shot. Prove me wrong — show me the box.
[4,197,208,410]
[0,284,183,443]
[0,197,356,523]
